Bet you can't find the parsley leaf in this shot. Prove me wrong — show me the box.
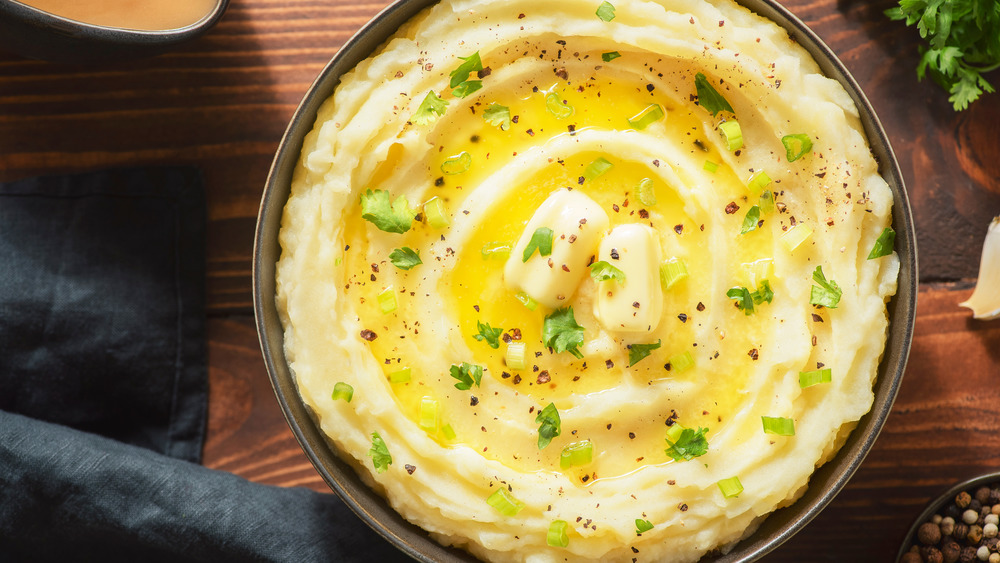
[589,260,626,285]
[694,72,735,117]
[753,279,774,305]
[535,402,561,449]
[665,426,709,462]
[740,205,761,234]
[886,0,1000,111]
[542,307,585,359]
[452,80,483,99]
[628,340,661,367]
[727,286,755,315]
[473,320,503,349]
[810,266,842,308]
[483,103,512,130]
[449,362,484,390]
[369,432,392,473]
[635,519,654,534]
[867,227,896,259]
[521,227,554,262]
[411,91,449,125]
[596,1,616,21]
[389,247,422,270]
[449,52,483,88]
[360,189,416,234]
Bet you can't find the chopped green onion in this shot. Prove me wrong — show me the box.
[535,402,562,449]
[759,190,775,214]
[780,224,812,251]
[810,266,842,308]
[505,341,527,370]
[441,151,472,175]
[487,487,525,516]
[388,368,412,384]
[559,440,593,469]
[522,227,554,262]
[452,80,482,98]
[378,287,397,314]
[547,520,570,548]
[514,291,539,311]
[740,205,761,234]
[389,247,422,270]
[719,120,743,151]
[703,160,719,173]
[761,416,795,436]
[481,241,511,260]
[694,72,735,117]
[746,170,771,195]
[369,432,392,473]
[545,91,574,119]
[799,368,832,388]
[441,423,457,441]
[660,257,689,290]
[583,157,613,181]
[627,104,664,130]
[424,196,450,229]
[332,382,354,402]
[483,103,512,131]
[595,1,616,21]
[781,133,813,162]
[635,519,654,534]
[636,178,657,206]
[601,51,621,62]
[589,260,626,285]
[419,396,440,432]
[334,256,343,266]
[667,350,695,372]
[411,91,448,126]
[628,340,661,367]
[867,227,896,260]
[717,476,743,498]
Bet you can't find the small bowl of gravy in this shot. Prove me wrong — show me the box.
[0,0,229,63]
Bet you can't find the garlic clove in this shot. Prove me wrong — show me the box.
[960,216,1000,320]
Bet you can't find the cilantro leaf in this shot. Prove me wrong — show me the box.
[369,432,392,473]
[740,205,761,234]
[473,320,503,349]
[452,80,483,99]
[867,227,896,259]
[483,103,512,130]
[596,1,616,21]
[810,266,842,308]
[727,286,755,315]
[628,340,661,367]
[635,519,654,534]
[753,279,774,305]
[542,307,585,359]
[449,362,484,390]
[360,189,416,233]
[389,247,422,270]
[665,426,709,462]
[589,260,626,285]
[694,72,735,117]
[449,52,483,88]
[411,91,449,125]
[535,402,561,449]
[521,227,554,262]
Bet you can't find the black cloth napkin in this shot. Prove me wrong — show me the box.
[0,168,408,562]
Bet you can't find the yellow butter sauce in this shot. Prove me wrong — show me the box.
[18,0,218,31]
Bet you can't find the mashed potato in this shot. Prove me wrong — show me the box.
[275,0,899,561]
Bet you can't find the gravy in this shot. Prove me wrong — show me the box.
[18,0,219,31]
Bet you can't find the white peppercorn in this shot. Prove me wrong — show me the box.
[986,514,999,527]
[985,523,998,538]
[978,546,990,561]
[943,517,957,536]
[989,553,1000,563]
[967,510,982,525]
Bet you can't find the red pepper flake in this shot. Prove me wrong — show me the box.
[696,302,706,312]
[639,209,649,219]
[510,328,522,340]
[360,329,377,341]
[612,203,620,213]
[674,224,684,234]
[561,264,570,272]
[725,202,740,214]
[371,263,380,273]
[555,68,569,80]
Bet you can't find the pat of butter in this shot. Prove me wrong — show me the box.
[504,189,610,308]
[594,224,663,334]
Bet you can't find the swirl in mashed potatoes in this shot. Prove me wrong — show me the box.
[276,0,899,561]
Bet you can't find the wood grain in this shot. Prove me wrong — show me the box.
[2,0,999,561]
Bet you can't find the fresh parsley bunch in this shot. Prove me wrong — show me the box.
[886,0,1000,110]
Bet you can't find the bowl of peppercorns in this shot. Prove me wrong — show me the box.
[899,473,1000,563]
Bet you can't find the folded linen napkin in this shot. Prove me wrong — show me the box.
[0,168,407,562]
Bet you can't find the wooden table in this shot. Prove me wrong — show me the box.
[1,0,998,560]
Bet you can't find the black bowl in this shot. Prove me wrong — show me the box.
[254,1,918,561]
[0,0,229,63]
